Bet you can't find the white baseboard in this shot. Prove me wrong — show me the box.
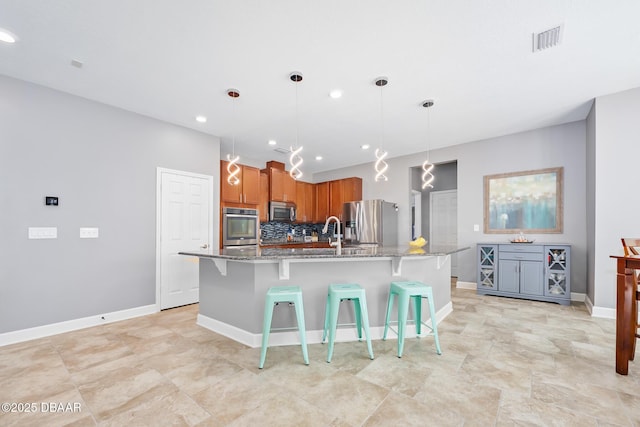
[0,304,158,347]
[456,281,477,290]
[581,294,615,319]
[570,292,585,302]
[198,301,453,348]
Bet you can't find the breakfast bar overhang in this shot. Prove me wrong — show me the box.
[180,245,469,348]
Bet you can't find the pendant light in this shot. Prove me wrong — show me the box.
[421,99,435,189]
[289,72,304,180]
[226,88,241,186]
[374,76,389,182]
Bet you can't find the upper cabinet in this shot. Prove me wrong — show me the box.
[269,168,297,202]
[314,177,362,222]
[296,181,315,223]
[220,160,260,205]
[315,182,330,222]
[266,161,297,202]
[328,177,362,220]
[259,172,269,222]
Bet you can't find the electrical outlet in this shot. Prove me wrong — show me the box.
[473,224,480,232]
[80,227,99,238]
[28,227,57,239]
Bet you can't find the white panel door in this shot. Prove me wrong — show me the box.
[160,170,212,309]
[430,190,458,276]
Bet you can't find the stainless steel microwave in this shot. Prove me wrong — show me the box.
[269,201,296,222]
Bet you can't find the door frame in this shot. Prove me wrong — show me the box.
[155,167,214,311]
[429,189,458,276]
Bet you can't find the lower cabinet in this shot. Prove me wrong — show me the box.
[477,243,570,305]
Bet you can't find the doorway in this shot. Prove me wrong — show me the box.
[156,168,213,310]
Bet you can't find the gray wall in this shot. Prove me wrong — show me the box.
[0,75,220,333]
[590,86,640,310]
[315,121,587,295]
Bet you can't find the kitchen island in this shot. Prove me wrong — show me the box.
[180,245,469,348]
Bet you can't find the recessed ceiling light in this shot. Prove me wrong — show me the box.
[329,89,342,99]
[195,115,207,123]
[0,29,17,43]
[315,156,323,161]
[361,144,370,150]
[268,140,277,146]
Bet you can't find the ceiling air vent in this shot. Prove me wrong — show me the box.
[532,24,563,52]
[273,147,291,155]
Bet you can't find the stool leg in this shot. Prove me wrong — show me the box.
[413,295,422,336]
[425,289,442,355]
[293,295,309,365]
[397,291,410,358]
[326,294,341,363]
[383,291,395,340]
[358,294,374,360]
[321,293,330,343]
[353,298,363,341]
[259,300,275,369]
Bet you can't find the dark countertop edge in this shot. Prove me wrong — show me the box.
[179,246,470,261]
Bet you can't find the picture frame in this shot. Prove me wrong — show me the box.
[483,167,563,234]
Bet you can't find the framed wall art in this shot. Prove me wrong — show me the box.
[483,167,563,234]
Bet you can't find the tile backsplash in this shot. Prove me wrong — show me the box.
[260,221,335,241]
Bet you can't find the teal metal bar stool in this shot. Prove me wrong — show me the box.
[383,281,442,358]
[259,286,309,369]
[322,283,374,363]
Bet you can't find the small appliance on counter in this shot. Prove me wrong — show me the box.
[342,200,398,247]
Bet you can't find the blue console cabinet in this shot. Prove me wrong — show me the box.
[477,243,570,305]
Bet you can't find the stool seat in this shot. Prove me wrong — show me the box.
[383,281,442,358]
[322,283,374,363]
[259,286,309,369]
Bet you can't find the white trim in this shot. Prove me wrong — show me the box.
[456,281,477,290]
[156,167,214,311]
[570,292,585,302]
[584,294,595,315]
[198,301,453,348]
[0,305,157,347]
[584,294,616,318]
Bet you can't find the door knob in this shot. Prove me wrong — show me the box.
[200,244,209,249]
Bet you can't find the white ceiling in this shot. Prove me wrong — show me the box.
[2,1,640,177]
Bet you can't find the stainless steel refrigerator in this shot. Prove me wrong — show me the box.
[342,200,398,246]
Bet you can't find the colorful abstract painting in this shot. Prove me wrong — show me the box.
[484,167,563,234]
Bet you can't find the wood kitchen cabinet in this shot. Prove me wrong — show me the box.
[315,181,330,222]
[259,172,269,222]
[268,167,297,202]
[220,160,260,205]
[328,177,362,219]
[295,181,316,223]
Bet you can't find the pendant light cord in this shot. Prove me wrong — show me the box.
[295,79,299,150]
[379,83,384,150]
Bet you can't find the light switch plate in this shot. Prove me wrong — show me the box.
[80,227,99,239]
[473,224,480,232]
[28,227,58,239]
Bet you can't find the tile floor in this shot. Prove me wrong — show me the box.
[1,286,639,426]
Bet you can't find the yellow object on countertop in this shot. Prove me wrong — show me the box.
[409,236,427,248]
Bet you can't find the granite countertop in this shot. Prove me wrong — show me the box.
[180,245,470,260]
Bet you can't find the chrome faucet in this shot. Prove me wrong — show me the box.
[323,216,342,255]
